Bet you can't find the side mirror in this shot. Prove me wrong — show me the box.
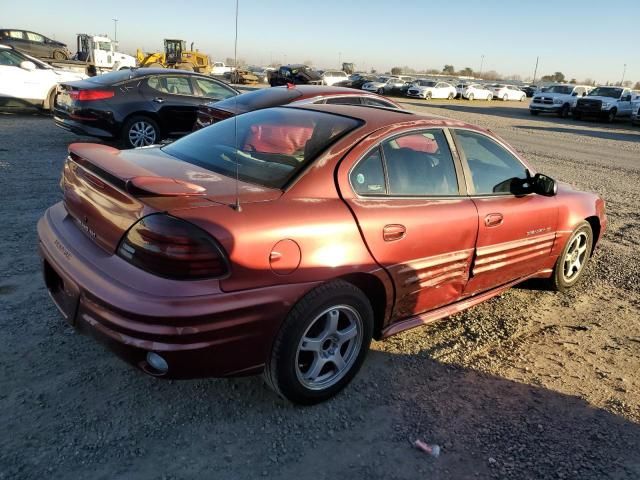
[532,173,557,196]
[19,60,36,71]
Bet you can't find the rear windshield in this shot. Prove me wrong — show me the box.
[162,108,362,189]
[87,69,135,84]
[211,87,302,114]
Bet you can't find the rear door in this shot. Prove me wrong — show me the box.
[452,129,558,295]
[143,74,203,134]
[338,128,478,320]
[4,31,31,55]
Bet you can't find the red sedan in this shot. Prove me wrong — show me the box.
[38,105,606,404]
[193,84,401,130]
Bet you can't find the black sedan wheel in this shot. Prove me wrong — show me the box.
[122,116,160,148]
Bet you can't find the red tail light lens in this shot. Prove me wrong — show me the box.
[69,89,115,101]
[117,214,229,280]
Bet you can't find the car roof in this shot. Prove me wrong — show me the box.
[286,103,485,134]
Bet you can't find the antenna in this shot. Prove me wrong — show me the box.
[231,0,242,212]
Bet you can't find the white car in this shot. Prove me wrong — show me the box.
[529,84,592,117]
[490,84,526,101]
[0,45,86,110]
[321,70,349,86]
[406,80,457,100]
[462,83,494,101]
[361,76,403,94]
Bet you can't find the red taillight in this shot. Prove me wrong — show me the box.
[68,89,115,101]
[117,214,229,280]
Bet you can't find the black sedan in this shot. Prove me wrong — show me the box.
[54,68,239,148]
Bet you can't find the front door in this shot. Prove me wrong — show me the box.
[452,129,558,295]
[339,128,478,320]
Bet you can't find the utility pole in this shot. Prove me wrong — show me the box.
[112,18,118,42]
[621,63,627,85]
[532,56,539,84]
[479,54,485,77]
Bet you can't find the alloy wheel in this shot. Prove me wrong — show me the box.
[128,121,157,147]
[295,305,363,391]
[562,232,589,282]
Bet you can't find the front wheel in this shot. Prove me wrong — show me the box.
[52,50,68,60]
[377,87,384,95]
[447,92,454,100]
[559,104,570,118]
[264,280,374,405]
[605,108,617,123]
[468,93,474,101]
[121,115,161,149]
[503,94,509,101]
[425,92,432,100]
[548,221,593,292]
[486,94,493,101]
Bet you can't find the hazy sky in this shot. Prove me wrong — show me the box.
[5,0,639,84]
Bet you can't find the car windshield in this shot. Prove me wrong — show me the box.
[376,77,389,82]
[588,87,623,98]
[210,87,302,114]
[546,85,573,94]
[418,80,436,87]
[162,108,362,189]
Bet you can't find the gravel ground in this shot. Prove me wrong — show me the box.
[0,100,639,480]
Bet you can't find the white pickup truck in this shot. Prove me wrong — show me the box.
[573,86,635,122]
[529,84,592,117]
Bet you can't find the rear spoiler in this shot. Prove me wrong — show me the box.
[68,143,205,197]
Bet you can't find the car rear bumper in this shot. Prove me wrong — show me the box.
[38,202,318,379]
[54,115,115,139]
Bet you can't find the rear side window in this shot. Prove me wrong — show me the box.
[454,130,527,195]
[383,130,458,196]
[363,97,397,108]
[26,32,44,42]
[350,148,386,195]
[324,96,362,105]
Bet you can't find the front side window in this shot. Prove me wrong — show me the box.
[382,130,458,196]
[193,77,236,99]
[455,130,527,195]
[25,32,44,42]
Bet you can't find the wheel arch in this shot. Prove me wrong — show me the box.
[337,272,390,340]
[585,215,601,255]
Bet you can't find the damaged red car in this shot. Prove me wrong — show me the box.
[38,104,606,404]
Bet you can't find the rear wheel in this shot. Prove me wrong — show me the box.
[487,94,493,101]
[519,94,526,102]
[264,280,374,405]
[468,93,474,101]
[45,88,57,113]
[503,94,508,101]
[548,221,593,292]
[377,87,384,95]
[447,92,454,100]
[425,92,432,100]
[121,115,161,149]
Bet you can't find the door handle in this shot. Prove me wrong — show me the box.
[484,213,504,227]
[153,97,165,103]
[383,224,406,242]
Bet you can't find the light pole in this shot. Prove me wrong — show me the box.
[621,63,627,86]
[112,18,118,42]
[338,51,342,69]
[479,54,485,77]
[532,56,539,84]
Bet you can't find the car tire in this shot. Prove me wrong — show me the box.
[468,93,474,101]
[45,88,57,113]
[377,88,384,95]
[264,280,374,405]
[121,115,161,149]
[519,94,526,102]
[559,104,570,118]
[52,50,68,60]
[503,94,508,101]
[530,110,539,116]
[487,94,493,101]
[447,92,454,100]
[605,108,617,123]
[548,221,593,292]
[425,92,432,100]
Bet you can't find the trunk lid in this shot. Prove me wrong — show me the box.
[62,143,282,253]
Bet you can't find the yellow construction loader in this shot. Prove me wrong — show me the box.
[136,39,212,74]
